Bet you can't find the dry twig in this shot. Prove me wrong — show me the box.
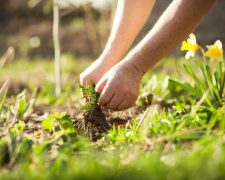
[53,0,62,96]
[0,106,19,137]
[0,47,15,71]
[0,80,9,95]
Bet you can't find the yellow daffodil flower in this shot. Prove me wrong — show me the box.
[205,40,223,61]
[181,33,199,59]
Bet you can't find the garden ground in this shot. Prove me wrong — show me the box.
[1,50,225,179]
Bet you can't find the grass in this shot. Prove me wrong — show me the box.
[1,53,225,180]
[1,54,91,105]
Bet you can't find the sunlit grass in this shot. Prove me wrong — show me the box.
[1,53,91,106]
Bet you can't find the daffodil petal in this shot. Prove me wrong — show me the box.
[187,33,196,44]
[185,50,194,59]
[214,40,222,49]
[206,45,213,51]
[204,41,223,61]
[181,33,199,59]
[181,41,192,51]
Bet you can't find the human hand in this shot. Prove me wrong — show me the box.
[80,58,114,87]
[95,60,144,111]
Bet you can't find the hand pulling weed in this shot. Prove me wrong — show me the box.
[79,79,110,142]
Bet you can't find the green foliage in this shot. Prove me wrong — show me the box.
[138,75,171,105]
[42,112,75,134]
[0,90,34,121]
[10,120,26,134]
[79,79,100,111]
[17,91,35,119]
[104,120,140,146]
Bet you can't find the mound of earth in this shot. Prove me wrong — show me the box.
[73,104,147,142]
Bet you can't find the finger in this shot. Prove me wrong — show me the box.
[80,73,86,87]
[126,100,136,110]
[80,75,94,87]
[95,77,107,93]
[114,100,129,111]
[105,93,123,110]
[98,86,115,106]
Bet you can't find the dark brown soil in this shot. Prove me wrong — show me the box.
[82,105,110,142]
[73,104,132,142]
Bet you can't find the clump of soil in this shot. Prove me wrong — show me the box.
[83,105,110,142]
[74,104,130,142]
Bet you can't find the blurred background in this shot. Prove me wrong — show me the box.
[1,0,225,61]
[1,0,225,104]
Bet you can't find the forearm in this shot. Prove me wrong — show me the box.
[100,0,156,66]
[126,0,216,75]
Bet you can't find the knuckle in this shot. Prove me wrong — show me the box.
[113,80,120,89]
[104,88,114,97]
[98,94,110,106]
[120,87,129,96]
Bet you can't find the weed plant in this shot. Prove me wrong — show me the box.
[79,79,100,112]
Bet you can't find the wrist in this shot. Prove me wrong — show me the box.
[122,58,145,81]
[96,54,116,70]
[123,55,146,79]
[100,44,126,64]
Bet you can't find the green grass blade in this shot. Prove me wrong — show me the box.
[214,71,220,92]
[200,66,216,101]
[183,64,214,106]
[183,64,207,93]
[207,110,218,133]
[220,72,225,97]
[173,131,205,140]
[169,79,202,97]
[200,66,209,89]
[0,91,7,114]
[218,61,223,81]
[205,66,222,104]
[205,65,213,84]
[182,64,214,107]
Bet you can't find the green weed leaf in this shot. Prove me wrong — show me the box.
[42,118,54,132]
[18,98,26,118]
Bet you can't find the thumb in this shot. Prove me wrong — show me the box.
[95,77,107,93]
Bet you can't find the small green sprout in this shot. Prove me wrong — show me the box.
[79,79,100,112]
